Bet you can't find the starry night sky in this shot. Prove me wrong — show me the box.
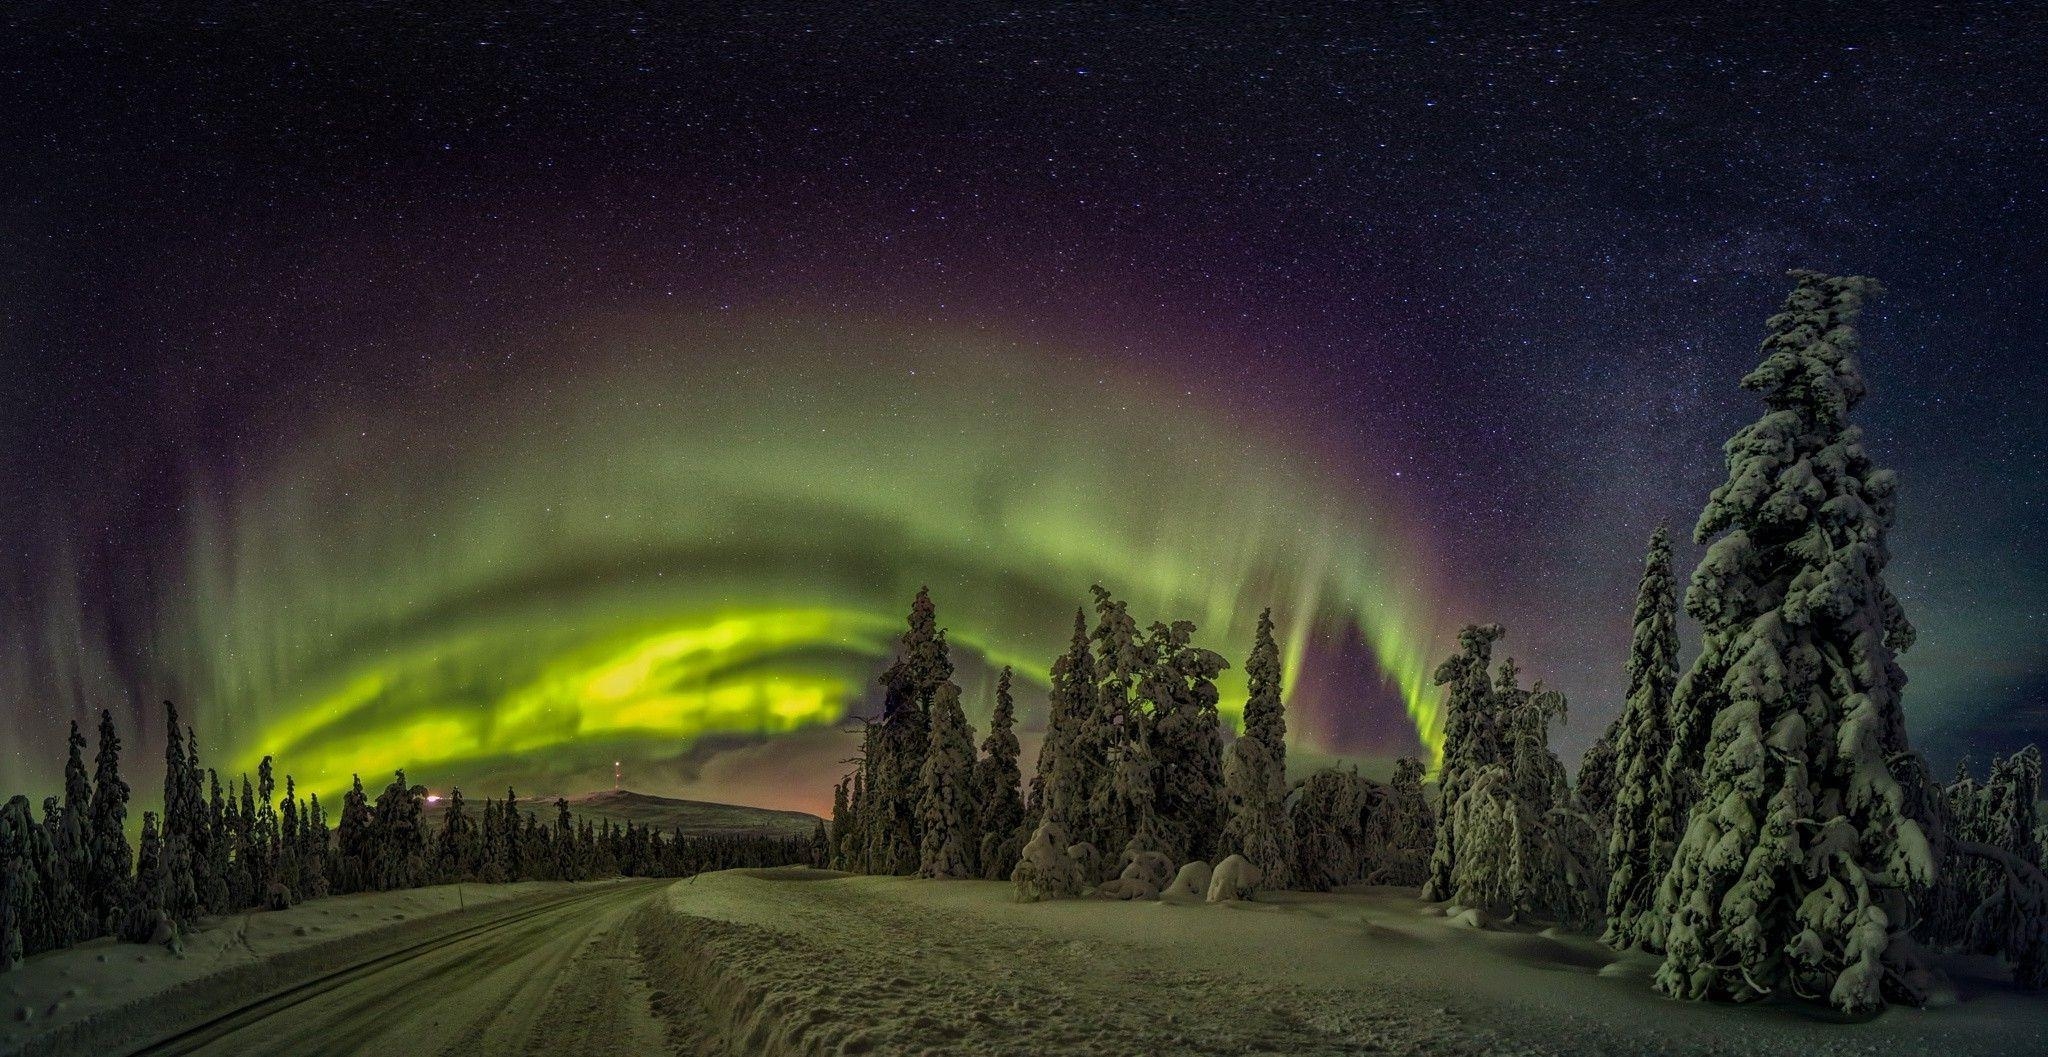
[2,5,2043,812]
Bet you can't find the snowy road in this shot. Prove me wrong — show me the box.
[120,879,673,1057]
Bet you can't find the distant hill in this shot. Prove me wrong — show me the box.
[445,789,822,839]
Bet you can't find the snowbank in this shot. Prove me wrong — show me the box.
[1,881,569,1056]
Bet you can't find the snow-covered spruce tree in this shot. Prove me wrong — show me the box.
[50,721,95,945]
[1240,606,1294,884]
[870,587,953,875]
[161,704,213,922]
[1601,525,1681,950]
[1106,718,1170,871]
[0,796,43,967]
[1043,609,1104,847]
[1923,748,2048,986]
[1289,767,1369,891]
[336,774,372,893]
[827,776,851,872]
[275,778,301,902]
[218,774,249,907]
[844,767,870,873]
[1442,666,1603,927]
[1652,272,1934,1014]
[1085,585,1147,860]
[1140,618,1230,865]
[121,810,166,943]
[1422,624,1506,902]
[917,681,980,878]
[1223,735,1291,888]
[1981,746,2042,871]
[1960,747,2047,986]
[1514,683,1605,926]
[86,709,132,933]
[187,734,229,914]
[33,797,82,953]
[973,667,1028,879]
[439,787,475,881]
[1243,607,1288,777]
[1577,734,1617,832]
[1373,758,1434,887]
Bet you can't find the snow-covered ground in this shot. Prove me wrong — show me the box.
[11,870,2042,1056]
[1,879,654,1056]
[644,868,2048,1057]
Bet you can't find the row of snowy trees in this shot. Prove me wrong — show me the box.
[0,702,825,969]
[1536,271,2046,1012]
[828,587,1435,902]
[823,271,2047,1017]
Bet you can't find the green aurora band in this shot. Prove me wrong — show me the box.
[161,315,1454,801]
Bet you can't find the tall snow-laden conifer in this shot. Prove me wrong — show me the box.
[1384,757,1435,885]
[1042,609,1102,843]
[1602,525,1681,950]
[159,703,201,925]
[917,681,979,878]
[55,721,94,941]
[827,777,851,872]
[872,587,952,874]
[1084,585,1144,858]
[0,796,41,968]
[1422,624,1505,902]
[86,709,132,931]
[121,811,167,943]
[1240,606,1293,882]
[1576,735,1617,828]
[1243,607,1287,776]
[1652,272,1933,1014]
[1142,617,1229,864]
[1222,736,1289,887]
[973,667,1027,879]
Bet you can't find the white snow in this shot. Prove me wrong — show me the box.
[1206,853,1262,902]
[643,869,2048,1056]
[1,880,569,1055]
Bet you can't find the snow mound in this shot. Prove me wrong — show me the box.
[1095,851,1175,901]
[1012,820,1086,902]
[1164,860,1212,900]
[1206,854,1262,903]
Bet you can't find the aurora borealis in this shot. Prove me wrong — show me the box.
[4,6,2044,814]
[152,316,1452,802]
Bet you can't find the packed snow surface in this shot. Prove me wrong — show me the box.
[647,869,2047,1057]
[9,869,2044,1056]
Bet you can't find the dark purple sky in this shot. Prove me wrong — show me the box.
[2,5,2042,803]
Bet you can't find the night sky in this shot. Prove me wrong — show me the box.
[3,5,2043,814]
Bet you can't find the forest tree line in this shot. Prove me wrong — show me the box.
[830,271,2048,1016]
[0,700,825,968]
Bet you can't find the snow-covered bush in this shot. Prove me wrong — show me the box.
[1013,819,1086,902]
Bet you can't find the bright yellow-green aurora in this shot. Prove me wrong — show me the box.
[149,315,1452,808]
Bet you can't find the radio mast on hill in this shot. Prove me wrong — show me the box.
[614,759,621,792]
